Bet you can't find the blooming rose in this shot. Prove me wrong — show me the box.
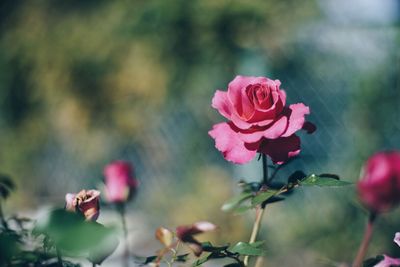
[209,75,315,164]
[65,189,100,221]
[104,161,139,203]
[357,151,400,213]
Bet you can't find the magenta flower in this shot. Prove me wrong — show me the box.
[65,189,100,221]
[357,151,400,213]
[209,75,315,164]
[104,161,139,203]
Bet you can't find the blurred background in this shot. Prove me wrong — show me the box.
[1,0,400,266]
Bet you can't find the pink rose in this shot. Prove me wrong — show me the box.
[209,75,315,164]
[357,151,400,213]
[104,161,139,203]
[65,189,100,221]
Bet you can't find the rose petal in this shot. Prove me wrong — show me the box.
[237,115,288,143]
[193,221,217,232]
[65,193,76,211]
[394,233,400,247]
[258,135,301,164]
[227,75,268,118]
[374,255,400,267]
[282,103,310,137]
[211,90,232,119]
[209,122,257,164]
[302,121,317,134]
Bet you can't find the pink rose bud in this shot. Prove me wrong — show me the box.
[357,151,400,213]
[176,221,217,256]
[208,75,315,164]
[65,189,100,221]
[104,161,139,203]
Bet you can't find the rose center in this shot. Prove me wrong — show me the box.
[246,84,273,109]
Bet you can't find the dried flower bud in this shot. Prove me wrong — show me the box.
[65,189,100,221]
[155,227,174,247]
[176,221,217,256]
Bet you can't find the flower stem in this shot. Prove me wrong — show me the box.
[352,214,376,267]
[262,154,268,186]
[244,207,265,266]
[56,248,63,267]
[244,154,268,266]
[118,204,130,267]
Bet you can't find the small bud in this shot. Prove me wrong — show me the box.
[357,151,400,213]
[155,227,174,247]
[104,161,139,203]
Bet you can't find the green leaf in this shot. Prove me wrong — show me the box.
[192,254,212,266]
[300,174,352,187]
[34,209,118,263]
[228,242,264,256]
[201,242,228,252]
[176,253,189,262]
[222,192,253,212]
[232,205,253,214]
[251,190,277,207]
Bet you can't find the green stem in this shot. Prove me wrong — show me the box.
[262,154,268,185]
[244,154,268,266]
[352,214,376,267]
[119,204,130,267]
[56,248,63,267]
[0,201,8,229]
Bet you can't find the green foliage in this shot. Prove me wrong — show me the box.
[0,174,15,200]
[300,174,353,187]
[222,172,351,214]
[34,209,118,264]
[251,190,278,207]
[227,241,264,256]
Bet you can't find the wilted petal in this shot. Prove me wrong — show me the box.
[176,221,217,257]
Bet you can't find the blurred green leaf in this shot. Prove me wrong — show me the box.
[0,230,21,265]
[251,190,277,207]
[133,255,158,265]
[221,192,253,212]
[228,241,264,256]
[201,242,229,253]
[192,253,212,266]
[0,174,16,200]
[176,253,189,262]
[34,209,118,263]
[224,263,242,267]
[300,174,352,187]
